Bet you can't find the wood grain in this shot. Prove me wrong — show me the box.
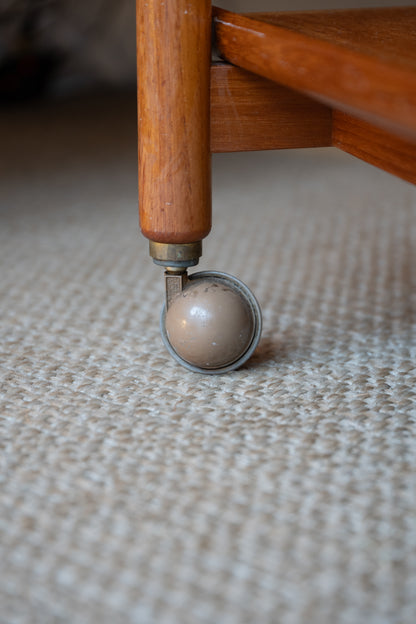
[210,63,332,153]
[210,64,416,184]
[137,0,212,244]
[333,110,416,185]
[213,7,416,141]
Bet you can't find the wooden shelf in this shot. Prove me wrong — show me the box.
[213,6,416,143]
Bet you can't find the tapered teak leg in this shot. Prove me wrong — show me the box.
[137,0,212,257]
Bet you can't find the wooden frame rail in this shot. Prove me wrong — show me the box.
[210,64,416,185]
[210,63,332,152]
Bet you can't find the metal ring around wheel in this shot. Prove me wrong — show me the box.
[160,270,262,374]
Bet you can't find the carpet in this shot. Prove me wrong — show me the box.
[1,92,415,623]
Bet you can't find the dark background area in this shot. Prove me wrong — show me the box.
[1,0,414,104]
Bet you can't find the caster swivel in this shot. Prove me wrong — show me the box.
[150,242,262,374]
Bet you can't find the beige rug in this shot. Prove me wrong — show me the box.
[1,92,416,624]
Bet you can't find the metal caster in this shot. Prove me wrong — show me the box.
[150,242,262,374]
[161,270,262,374]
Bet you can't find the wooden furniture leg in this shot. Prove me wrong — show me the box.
[136,0,262,374]
[137,0,211,257]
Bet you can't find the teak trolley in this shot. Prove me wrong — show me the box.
[137,2,416,373]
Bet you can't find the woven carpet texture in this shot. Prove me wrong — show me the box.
[1,94,416,624]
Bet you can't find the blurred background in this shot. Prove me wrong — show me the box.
[0,0,415,102]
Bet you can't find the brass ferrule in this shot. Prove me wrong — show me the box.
[149,241,202,268]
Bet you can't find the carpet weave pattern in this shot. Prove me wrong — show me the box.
[1,94,416,624]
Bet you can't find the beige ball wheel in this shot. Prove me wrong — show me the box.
[160,271,262,374]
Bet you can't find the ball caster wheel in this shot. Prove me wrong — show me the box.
[160,271,262,374]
